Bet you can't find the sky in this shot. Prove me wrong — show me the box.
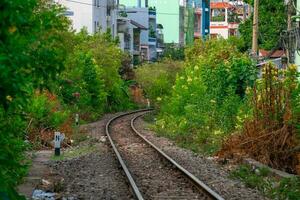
[119,0,180,43]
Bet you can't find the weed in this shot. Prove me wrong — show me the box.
[51,144,97,161]
[231,165,300,200]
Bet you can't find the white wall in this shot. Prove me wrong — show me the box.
[94,0,107,33]
[56,0,110,34]
[210,27,229,38]
[125,7,149,45]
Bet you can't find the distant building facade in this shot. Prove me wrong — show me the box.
[210,1,250,39]
[56,0,118,35]
[120,0,180,43]
[124,4,159,61]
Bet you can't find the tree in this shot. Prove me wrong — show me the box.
[239,0,287,50]
[0,0,70,198]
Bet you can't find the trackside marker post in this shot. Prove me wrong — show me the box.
[75,113,79,126]
[54,132,65,156]
[147,99,150,108]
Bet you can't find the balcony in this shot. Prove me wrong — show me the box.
[149,7,156,18]
[148,37,156,46]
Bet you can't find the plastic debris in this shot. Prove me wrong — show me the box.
[32,189,55,200]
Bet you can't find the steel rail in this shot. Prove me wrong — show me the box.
[105,109,153,200]
[131,112,225,200]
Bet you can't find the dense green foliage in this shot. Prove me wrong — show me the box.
[239,0,287,50]
[58,31,134,120]
[28,93,69,132]
[231,165,300,199]
[134,60,184,106]
[0,0,70,109]
[0,1,70,198]
[155,39,256,154]
[162,44,185,61]
[0,1,133,198]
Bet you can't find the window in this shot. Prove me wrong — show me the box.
[97,0,100,8]
[93,0,96,6]
[94,21,97,33]
[211,8,226,22]
[229,29,236,36]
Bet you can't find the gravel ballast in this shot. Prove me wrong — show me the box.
[49,113,134,200]
[134,116,268,200]
[46,112,268,200]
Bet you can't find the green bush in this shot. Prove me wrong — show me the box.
[162,44,185,61]
[59,51,107,120]
[0,1,70,198]
[231,165,300,200]
[77,31,134,112]
[156,39,257,154]
[58,31,134,120]
[0,107,28,200]
[27,93,69,130]
[134,59,184,106]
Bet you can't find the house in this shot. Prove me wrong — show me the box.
[156,23,165,58]
[210,2,236,38]
[117,15,147,62]
[259,49,286,59]
[125,6,158,61]
[210,1,250,39]
[55,0,118,35]
[180,0,210,44]
[121,0,181,44]
[56,0,150,62]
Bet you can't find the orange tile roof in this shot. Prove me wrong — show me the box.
[210,2,233,9]
[259,49,285,58]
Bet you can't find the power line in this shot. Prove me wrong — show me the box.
[62,0,179,16]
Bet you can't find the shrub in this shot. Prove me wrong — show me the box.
[162,44,185,61]
[231,165,300,200]
[156,39,256,154]
[0,107,28,200]
[59,50,107,120]
[58,31,134,120]
[0,0,70,198]
[26,91,70,148]
[134,59,184,106]
[219,64,300,174]
[74,31,134,112]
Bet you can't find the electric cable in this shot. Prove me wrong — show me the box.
[63,0,180,16]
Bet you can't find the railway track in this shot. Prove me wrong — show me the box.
[105,109,224,200]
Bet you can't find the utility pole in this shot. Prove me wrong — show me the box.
[295,0,300,71]
[252,0,259,57]
[287,0,293,31]
[287,0,293,63]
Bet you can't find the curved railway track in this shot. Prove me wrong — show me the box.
[105,109,224,200]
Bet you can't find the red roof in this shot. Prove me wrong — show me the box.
[259,49,285,58]
[210,2,233,9]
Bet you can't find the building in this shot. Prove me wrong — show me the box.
[210,0,250,38]
[156,23,165,58]
[124,4,158,61]
[179,0,210,45]
[120,0,180,43]
[56,0,118,35]
[56,0,149,62]
[117,15,147,62]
